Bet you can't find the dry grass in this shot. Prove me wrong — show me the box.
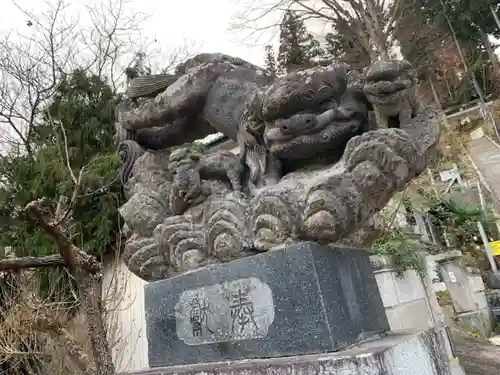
[436,290,452,307]
[434,120,468,168]
[0,249,129,375]
[0,270,85,375]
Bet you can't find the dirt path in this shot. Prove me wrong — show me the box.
[452,330,500,374]
[467,136,500,207]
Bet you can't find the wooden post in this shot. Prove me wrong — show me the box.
[476,178,499,272]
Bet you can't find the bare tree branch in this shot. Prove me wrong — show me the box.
[0,248,95,374]
[0,0,76,155]
[0,254,65,271]
[0,0,197,155]
[231,0,406,61]
[25,199,115,375]
[0,2,201,373]
[32,315,97,375]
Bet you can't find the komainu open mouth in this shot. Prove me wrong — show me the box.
[363,79,410,95]
[265,119,362,160]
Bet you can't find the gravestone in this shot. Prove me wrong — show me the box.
[145,242,389,367]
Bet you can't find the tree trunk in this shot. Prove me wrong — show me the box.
[491,5,500,31]
[0,254,66,270]
[25,200,116,375]
[77,267,115,375]
[365,0,389,60]
[429,77,443,112]
[33,317,97,375]
[444,74,453,98]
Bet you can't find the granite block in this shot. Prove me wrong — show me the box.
[144,241,389,367]
[128,329,450,375]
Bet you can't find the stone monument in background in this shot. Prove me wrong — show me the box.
[113,53,449,374]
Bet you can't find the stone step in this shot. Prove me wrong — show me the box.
[124,329,450,375]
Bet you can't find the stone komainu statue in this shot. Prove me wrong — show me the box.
[114,54,440,281]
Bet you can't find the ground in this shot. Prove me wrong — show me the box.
[452,329,500,374]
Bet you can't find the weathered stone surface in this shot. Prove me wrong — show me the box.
[455,309,493,339]
[438,259,478,314]
[431,250,463,263]
[174,277,275,345]
[363,59,420,129]
[487,289,500,309]
[119,193,169,238]
[123,329,450,375]
[144,242,389,367]
[486,271,500,289]
[115,53,441,281]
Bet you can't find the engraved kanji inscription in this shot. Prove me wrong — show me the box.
[175,277,274,345]
[230,287,258,335]
[188,294,213,336]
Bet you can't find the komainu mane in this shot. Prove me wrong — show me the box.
[114,53,441,281]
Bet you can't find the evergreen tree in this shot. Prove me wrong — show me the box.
[277,10,324,73]
[416,0,500,77]
[264,45,278,76]
[324,18,372,71]
[0,70,123,300]
[416,0,500,44]
[414,0,500,99]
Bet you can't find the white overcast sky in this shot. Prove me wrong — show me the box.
[0,0,281,67]
[0,0,285,146]
[1,0,498,69]
[0,0,498,148]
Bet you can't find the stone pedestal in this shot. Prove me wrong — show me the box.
[128,329,452,375]
[144,242,389,367]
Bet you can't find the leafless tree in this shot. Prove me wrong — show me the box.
[0,1,198,373]
[231,0,405,61]
[0,0,196,154]
[0,0,74,155]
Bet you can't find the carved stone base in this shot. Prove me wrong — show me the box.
[127,329,452,375]
[144,242,389,367]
